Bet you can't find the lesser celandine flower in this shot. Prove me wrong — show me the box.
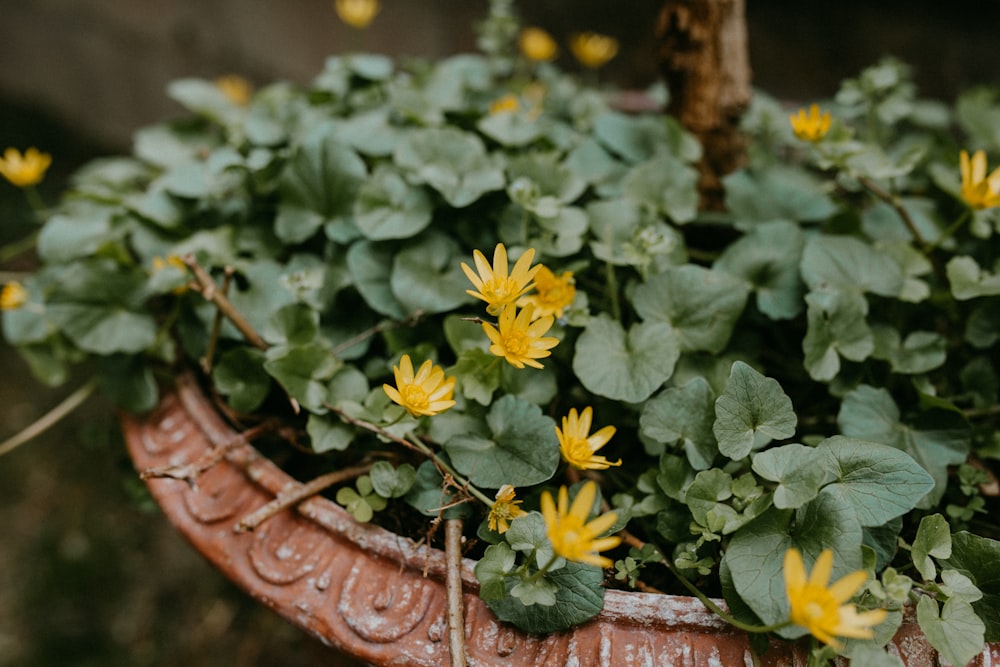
[488,485,526,534]
[960,149,1000,210]
[556,407,621,470]
[789,104,832,142]
[0,282,28,311]
[784,548,887,649]
[519,27,558,62]
[489,94,520,115]
[482,304,559,369]
[334,0,380,29]
[382,354,456,418]
[215,75,253,107]
[461,244,539,316]
[541,481,621,568]
[517,266,575,319]
[569,32,619,69]
[0,147,51,188]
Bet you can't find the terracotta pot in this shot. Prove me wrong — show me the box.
[122,374,999,666]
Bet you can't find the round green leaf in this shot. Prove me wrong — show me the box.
[213,347,271,413]
[639,377,718,468]
[390,232,471,314]
[573,315,680,403]
[487,561,605,633]
[714,361,797,460]
[444,395,559,488]
[354,166,433,240]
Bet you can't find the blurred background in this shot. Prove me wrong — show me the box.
[0,1,997,665]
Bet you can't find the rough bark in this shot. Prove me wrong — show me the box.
[657,0,752,209]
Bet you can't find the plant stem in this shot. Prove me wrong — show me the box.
[329,406,495,509]
[857,176,926,248]
[331,310,425,356]
[0,379,98,458]
[234,462,374,532]
[0,231,40,263]
[618,529,789,635]
[524,553,560,584]
[605,261,621,322]
[444,518,468,667]
[201,267,234,374]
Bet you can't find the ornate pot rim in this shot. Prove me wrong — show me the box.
[122,373,997,666]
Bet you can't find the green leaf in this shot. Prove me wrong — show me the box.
[393,127,505,207]
[947,255,1000,300]
[213,347,271,413]
[37,213,115,264]
[802,286,874,381]
[475,542,517,602]
[391,232,471,314]
[510,577,558,607]
[639,378,718,468]
[278,126,367,237]
[632,265,750,354]
[448,348,501,406]
[941,570,984,604]
[724,490,863,628]
[801,235,905,297]
[871,325,947,374]
[346,240,407,319]
[487,561,605,633]
[167,77,244,124]
[331,109,403,156]
[622,155,700,223]
[912,520,951,579]
[48,305,158,356]
[444,395,559,488]
[369,461,416,498]
[354,166,433,240]
[837,385,970,507]
[572,315,680,403]
[505,512,557,569]
[263,342,342,412]
[714,220,806,320]
[751,443,831,510]
[95,355,158,413]
[916,596,986,667]
[263,303,319,346]
[593,111,700,164]
[500,362,557,405]
[714,361,797,460]
[477,109,543,147]
[306,414,354,453]
[945,531,1000,641]
[723,166,837,227]
[817,436,935,527]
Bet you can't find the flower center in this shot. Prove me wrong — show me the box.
[484,277,521,304]
[503,329,530,356]
[566,437,591,459]
[400,385,430,411]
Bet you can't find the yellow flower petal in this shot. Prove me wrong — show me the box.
[382,354,456,418]
[541,481,621,569]
[462,244,540,316]
[0,147,52,188]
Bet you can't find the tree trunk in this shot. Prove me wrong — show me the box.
[657,0,751,210]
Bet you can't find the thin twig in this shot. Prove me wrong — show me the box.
[201,266,235,374]
[234,462,374,532]
[183,255,268,350]
[445,517,468,667]
[140,422,271,486]
[0,379,98,458]
[331,309,425,356]
[857,176,926,248]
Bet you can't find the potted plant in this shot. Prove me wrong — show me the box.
[2,1,999,665]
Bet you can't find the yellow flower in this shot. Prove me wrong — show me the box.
[789,104,832,142]
[334,0,380,29]
[556,407,621,470]
[0,282,28,310]
[784,548,887,649]
[517,266,575,319]
[382,354,456,418]
[489,94,521,115]
[215,75,253,107]
[461,243,540,316]
[519,27,558,62]
[569,32,619,69]
[0,147,51,188]
[488,484,527,534]
[482,304,559,369]
[960,149,1000,210]
[541,481,621,568]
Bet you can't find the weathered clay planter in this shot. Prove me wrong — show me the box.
[123,374,1000,666]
